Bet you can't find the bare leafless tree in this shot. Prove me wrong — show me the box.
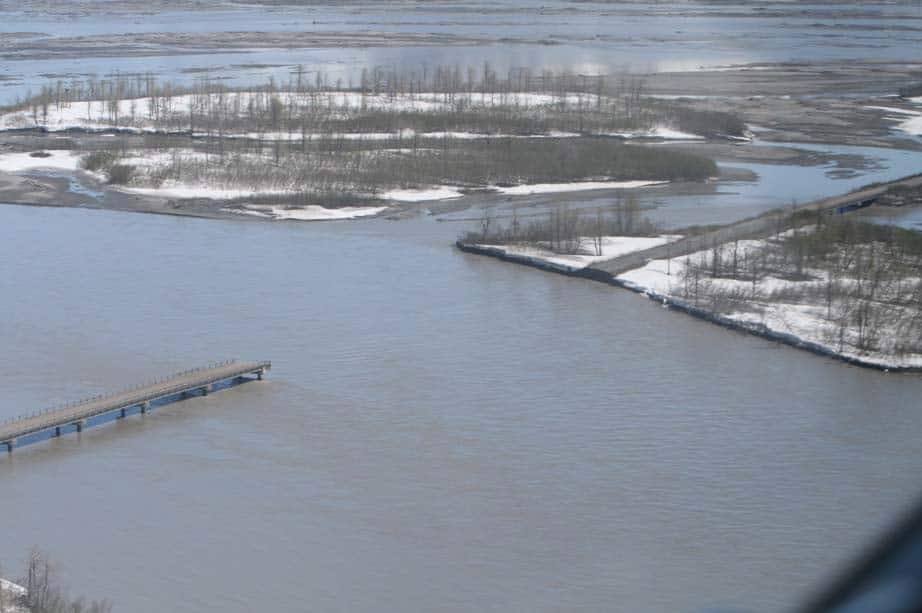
[19,549,112,613]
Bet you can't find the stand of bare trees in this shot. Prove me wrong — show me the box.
[462,197,662,255]
[78,137,715,203]
[5,67,746,140]
[2,549,111,613]
[676,216,922,357]
[12,65,727,203]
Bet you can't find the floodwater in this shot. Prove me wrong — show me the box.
[1,202,921,613]
[864,206,922,231]
[2,2,922,612]
[435,141,922,229]
[2,0,922,103]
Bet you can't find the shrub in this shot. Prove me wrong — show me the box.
[80,151,120,172]
[107,164,134,185]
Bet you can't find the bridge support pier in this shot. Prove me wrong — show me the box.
[140,401,149,414]
[201,384,211,396]
[257,369,264,380]
[55,426,61,437]
[4,439,14,453]
[119,408,127,419]
[74,420,85,433]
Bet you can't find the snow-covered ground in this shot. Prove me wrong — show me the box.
[0,92,710,141]
[208,127,690,141]
[0,148,377,213]
[0,148,672,209]
[0,150,83,173]
[0,91,602,133]
[0,579,26,613]
[607,126,704,140]
[117,150,210,167]
[866,97,922,136]
[112,177,666,203]
[228,204,387,221]
[476,235,681,271]
[213,129,583,141]
[382,179,666,201]
[0,148,306,201]
[493,179,666,196]
[616,237,922,369]
[117,183,297,200]
[383,186,464,202]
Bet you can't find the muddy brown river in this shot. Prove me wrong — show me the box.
[0,205,920,612]
[2,1,922,611]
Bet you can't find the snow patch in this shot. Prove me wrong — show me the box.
[478,235,682,271]
[900,114,922,136]
[865,105,919,115]
[607,126,704,140]
[1,578,27,613]
[383,186,464,202]
[866,100,922,136]
[229,205,387,221]
[0,91,604,134]
[494,180,666,196]
[616,236,922,369]
[116,183,296,200]
[0,150,83,173]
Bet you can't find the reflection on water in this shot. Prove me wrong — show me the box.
[646,141,922,227]
[862,207,922,231]
[2,2,922,611]
[1,0,921,103]
[431,142,922,230]
[0,205,921,612]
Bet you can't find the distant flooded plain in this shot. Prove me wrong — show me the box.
[2,0,922,103]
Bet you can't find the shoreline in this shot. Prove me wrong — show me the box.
[0,167,405,223]
[0,169,679,223]
[455,241,922,373]
[0,170,265,221]
[0,132,899,223]
[1,75,918,223]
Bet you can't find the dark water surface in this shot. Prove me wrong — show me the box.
[0,204,920,612]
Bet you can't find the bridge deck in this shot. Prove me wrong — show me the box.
[0,360,270,448]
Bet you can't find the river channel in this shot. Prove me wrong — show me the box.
[0,198,920,612]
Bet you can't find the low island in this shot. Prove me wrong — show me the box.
[0,67,729,220]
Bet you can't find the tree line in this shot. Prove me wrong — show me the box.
[79,137,717,203]
[461,197,662,255]
[677,215,922,356]
[8,66,746,140]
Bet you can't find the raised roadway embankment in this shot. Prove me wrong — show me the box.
[587,172,922,277]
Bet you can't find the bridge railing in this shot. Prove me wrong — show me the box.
[0,360,262,432]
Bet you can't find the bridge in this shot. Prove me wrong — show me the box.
[0,360,270,453]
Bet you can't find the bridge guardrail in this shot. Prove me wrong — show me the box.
[0,360,270,443]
